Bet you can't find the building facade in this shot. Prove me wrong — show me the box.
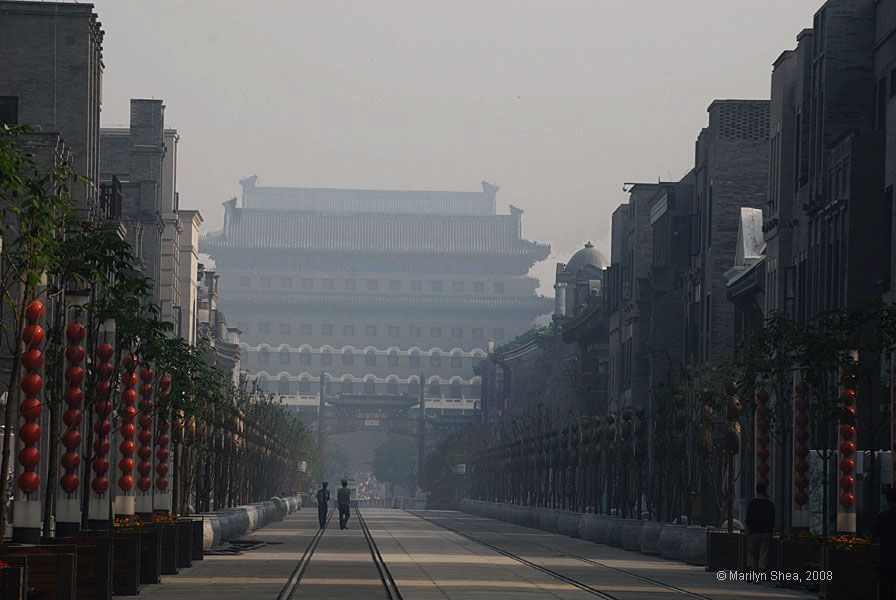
[203,178,552,401]
[0,1,104,216]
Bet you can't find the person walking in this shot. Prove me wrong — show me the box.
[745,483,775,575]
[337,479,351,530]
[872,487,896,599]
[316,482,330,529]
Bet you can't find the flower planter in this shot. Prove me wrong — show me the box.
[104,531,141,595]
[681,526,707,566]
[592,515,610,543]
[705,530,743,572]
[177,520,195,568]
[639,521,662,555]
[191,519,205,561]
[659,524,684,560]
[606,517,624,547]
[819,542,878,600]
[0,547,76,600]
[48,537,113,600]
[621,519,643,551]
[0,558,27,600]
[159,523,180,575]
[140,526,163,584]
[775,536,819,589]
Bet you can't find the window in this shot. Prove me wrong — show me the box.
[301,278,313,289]
[322,278,334,290]
[299,380,311,394]
[387,354,399,367]
[493,282,505,293]
[411,281,422,292]
[409,354,421,367]
[364,380,376,395]
[345,279,356,290]
[429,383,442,397]
[258,323,271,334]
[279,351,290,365]
[301,324,312,335]
[343,325,355,336]
[409,381,421,397]
[451,281,464,293]
[322,324,333,335]
[430,327,442,338]
[341,380,354,394]
[342,352,354,366]
[366,326,377,337]
[281,277,293,288]
[430,355,442,368]
[451,327,463,339]
[300,351,311,364]
[321,352,332,365]
[0,96,19,125]
[238,276,251,287]
[388,326,399,338]
[366,279,379,291]
[472,327,483,339]
[280,323,292,335]
[260,277,272,288]
[365,352,377,366]
[389,280,401,291]
[410,326,421,338]
[450,384,462,399]
[278,377,290,396]
[259,350,270,364]
[473,282,484,293]
[432,281,444,292]
[451,356,462,368]
[386,380,398,395]
[493,328,505,340]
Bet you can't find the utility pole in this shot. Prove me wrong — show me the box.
[417,372,426,493]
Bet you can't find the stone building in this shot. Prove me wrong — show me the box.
[100,100,191,330]
[0,1,104,216]
[203,178,552,401]
[683,100,769,372]
[479,244,608,432]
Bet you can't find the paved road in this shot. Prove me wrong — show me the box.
[126,508,815,600]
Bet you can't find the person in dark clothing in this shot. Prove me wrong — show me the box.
[337,479,352,530]
[872,487,896,600]
[745,483,775,573]
[316,482,330,529]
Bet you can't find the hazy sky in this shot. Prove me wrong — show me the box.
[92,0,821,291]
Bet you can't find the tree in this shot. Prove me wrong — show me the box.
[372,436,418,496]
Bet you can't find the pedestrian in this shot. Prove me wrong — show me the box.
[745,483,775,575]
[872,487,896,599]
[316,482,330,529]
[337,479,351,530]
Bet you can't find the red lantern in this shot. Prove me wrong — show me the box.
[61,430,81,449]
[839,440,856,455]
[18,447,40,468]
[60,451,80,470]
[118,475,134,491]
[839,474,855,490]
[794,491,809,506]
[19,422,40,444]
[64,344,85,363]
[118,458,134,473]
[838,492,855,507]
[19,397,41,420]
[138,477,152,492]
[96,343,113,360]
[92,457,110,474]
[63,408,82,427]
[65,323,85,341]
[155,477,169,490]
[21,348,43,371]
[91,477,109,494]
[20,373,42,395]
[24,300,44,322]
[17,471,40,494]
[60,473,80,493]
[21,324,44,346]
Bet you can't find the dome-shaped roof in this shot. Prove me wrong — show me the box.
[564,242,607,273]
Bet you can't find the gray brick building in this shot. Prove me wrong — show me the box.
[0,1,103,216]
[684,100,769,371]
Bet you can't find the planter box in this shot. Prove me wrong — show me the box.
[159,523,180,575]
[191,519,205,561]
[819,543,878,600]
[1,547,76,600]
[776,537,819,589]
[0,558,27,600]
[177,520,194,568]
[705,530,743,572]
[48,538,113,600]
[105,532,141,596]
[138,526,162,584]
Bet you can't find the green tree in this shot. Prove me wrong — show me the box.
[372,436,418,496]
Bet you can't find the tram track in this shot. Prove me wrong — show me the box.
[357,507,404,600]
[277,508,333,600]
[416,511,715,600]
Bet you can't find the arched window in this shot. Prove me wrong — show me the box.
[258,349,270,365]
[386,380,398,395]
[277,376,290,396]
[429,382,442,397]
[299,379,311,394]
[364,379,376,395]
[300,350,311,364]
[408,381,420,397]
[279,349,291,365]
[450,383,462,399]
[365,351,377,366]
[341,379,354,395]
